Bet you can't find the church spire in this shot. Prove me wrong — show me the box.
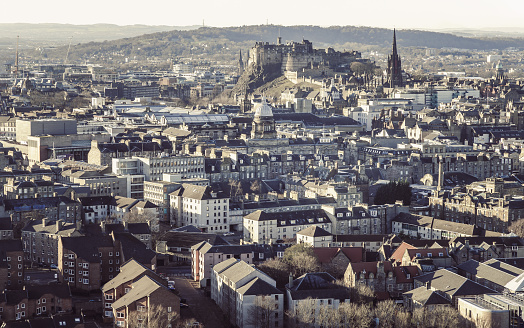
[392,28,398,56]
[386,29,403,88]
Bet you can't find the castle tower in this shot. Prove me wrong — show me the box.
[386,29,403,88]
[238,50,244,76]
[251,98,276,139]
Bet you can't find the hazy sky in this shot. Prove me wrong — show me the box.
[3,0,523,30]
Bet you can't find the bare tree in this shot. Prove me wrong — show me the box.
[374,300,396,328]
[258,259,290,288]
[509,219,524,238]
[288,297,316,328]
[228,179,244,202]
[288,252,319,277]
[246,295,279,328]
[127,303,178,328]
[350,284,374,305]
[412,306,466,328]
[283,243,320,277]
[250,179,261,194]
[337,303,373,328]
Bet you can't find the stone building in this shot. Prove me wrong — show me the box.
[251,100,276,139]
[248,39,361,75]
[0,239,24,289]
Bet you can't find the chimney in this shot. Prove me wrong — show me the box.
[76,220,82,231]
[288,273,294,288]
[465,239,470,249]
[56,220,63,232]
[425,281,431,290]
[42,218,47,228]
[100,221,106,234]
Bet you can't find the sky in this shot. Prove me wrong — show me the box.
[2,0,523,30]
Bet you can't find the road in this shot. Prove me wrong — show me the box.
[173,276,227,328]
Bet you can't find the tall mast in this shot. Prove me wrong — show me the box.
[14,35,19,78]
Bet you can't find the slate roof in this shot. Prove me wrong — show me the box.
[244,209,331,227]
[60,235,113,262]
[457,259,516,286]
[127,223,151,235]
[112,275,172,310]
[26,283,72,300]
[112,232,155,264]
[312,247,363,264]
[286,272,350,301]
[297,226,331,238]
[403,286,450,306]
[237,277,281,296]
[102,259,164,293]
[483,259,524,276]
[159,231,229,248]
[414,268,496,298]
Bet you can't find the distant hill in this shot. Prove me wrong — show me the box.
[49,25,524,61]
[0,23,199,43]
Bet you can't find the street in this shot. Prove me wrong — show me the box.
[173,276,228,328]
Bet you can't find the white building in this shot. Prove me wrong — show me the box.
[169,184,230,232]
[296,226,333,248]
[243,209,332,245]
[286,272,350,328]
[133,155,205,181]
[211,258,284,328]
[191,242,254,287]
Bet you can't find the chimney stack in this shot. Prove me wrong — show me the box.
[56,220,63,232]
[288,273,294,288]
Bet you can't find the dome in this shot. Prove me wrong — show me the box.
[496,61,503,70]
[253,99,273,118]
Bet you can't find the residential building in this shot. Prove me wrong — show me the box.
[211,258,284,328]
[170,184,230,231]
[243,209,332,245]
[286,272,350,328]
[344,261,420,298]
[392,212,481,239]
[411,268,496,306]
[457,259,517,292]
[102,259,167,322]
[21,219,82,266]
[296,226,333,247]
[111,275,180,328]
[144,181,179,222]
[191,241,254,287]
[0,240,24,289]
[0,284,73,322]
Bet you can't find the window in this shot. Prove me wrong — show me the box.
[117,312,125,318]
[21,303,25,309]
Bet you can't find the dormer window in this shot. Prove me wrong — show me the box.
[416,253,421,258]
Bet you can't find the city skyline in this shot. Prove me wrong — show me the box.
[3,0,524,31]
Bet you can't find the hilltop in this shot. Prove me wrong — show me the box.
[30,25,524,66]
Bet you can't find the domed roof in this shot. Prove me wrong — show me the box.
[253,98,273,118]
[496,61,504,69]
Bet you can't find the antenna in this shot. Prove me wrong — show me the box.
[202,19,205,28]
[65,36,73,65]
[14,35,19,78]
